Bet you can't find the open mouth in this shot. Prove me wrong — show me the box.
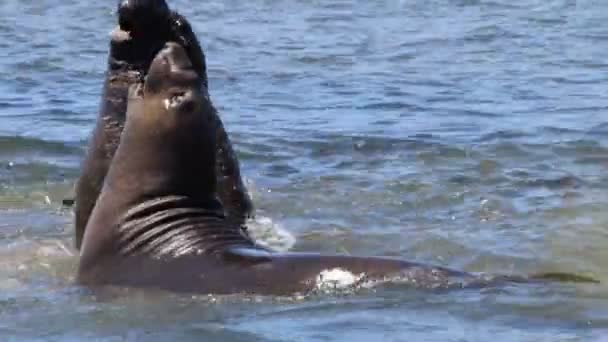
[110,0,184,73]
[116,0,171,38]
[109,0,207,89]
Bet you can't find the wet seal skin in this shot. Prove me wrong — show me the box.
[77,43,598,296]
[74,0,253,250]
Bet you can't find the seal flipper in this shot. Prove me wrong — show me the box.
[222,246,273,264]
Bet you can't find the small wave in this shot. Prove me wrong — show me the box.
[0,136,81,155]
[0,162,77,186]
[301,133,439,158]
[587,122,608,136]
[464,24,525,43]
[476,130,531,143]
[517,175,583,190]
[357,101,420,111]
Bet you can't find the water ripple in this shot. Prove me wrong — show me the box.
[1,0,607,340]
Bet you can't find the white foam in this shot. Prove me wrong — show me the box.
[246,216,296,252]
[314,268,365,293]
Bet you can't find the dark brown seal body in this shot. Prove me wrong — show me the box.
[81,43,528,295]
[74,0,253,250]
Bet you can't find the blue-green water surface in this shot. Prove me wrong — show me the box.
[0,0,607,340]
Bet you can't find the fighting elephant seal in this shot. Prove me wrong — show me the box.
[74,0,253,250]
[78,43,596,295]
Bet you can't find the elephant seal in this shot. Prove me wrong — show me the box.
[74,0,253,250]
[80,43,594,295]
